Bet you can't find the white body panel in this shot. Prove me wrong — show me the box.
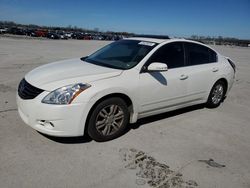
[17,38,235,136]
[25,58,123,91]
[138,68,187,117]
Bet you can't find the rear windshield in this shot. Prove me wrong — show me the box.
[84,40,157,70]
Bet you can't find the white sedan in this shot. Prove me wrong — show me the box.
[17,36,235,141]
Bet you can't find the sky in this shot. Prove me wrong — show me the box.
[0,0,250,39]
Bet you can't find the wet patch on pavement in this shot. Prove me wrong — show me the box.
[198,159,225,168]
[119,148,198,188]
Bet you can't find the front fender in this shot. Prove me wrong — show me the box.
[75,86,139,135]
[89,87,139,123]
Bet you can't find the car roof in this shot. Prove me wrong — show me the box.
[128,37,202,44]
[128,37,167,43]
[126,37,219,54]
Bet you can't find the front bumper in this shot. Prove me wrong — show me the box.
[16,93,89,137]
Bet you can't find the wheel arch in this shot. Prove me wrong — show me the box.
[216,78,228,94]
[84,93,136,136]
[207,77,228,102]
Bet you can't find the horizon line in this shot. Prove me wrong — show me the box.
[1,20,250,41]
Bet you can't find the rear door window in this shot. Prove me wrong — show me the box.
[185,43,217,66]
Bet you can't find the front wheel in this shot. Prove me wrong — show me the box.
[206,80,226,108]
[87,98,129,142]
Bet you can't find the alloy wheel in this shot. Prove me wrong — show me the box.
[211,84,224,105]
[95,105,124,136]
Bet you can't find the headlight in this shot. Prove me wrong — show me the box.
[42,83,91,105]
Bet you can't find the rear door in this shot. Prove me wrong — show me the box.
[183,42,219,101]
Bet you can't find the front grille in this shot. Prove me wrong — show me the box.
[18,78,44,100]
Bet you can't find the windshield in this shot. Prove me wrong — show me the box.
[83,40,157,70]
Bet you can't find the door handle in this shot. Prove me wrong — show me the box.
[212,67,219,72]
[180,74,188,80]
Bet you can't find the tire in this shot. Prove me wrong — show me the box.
[206,80,226,108]
[87,97,129,142]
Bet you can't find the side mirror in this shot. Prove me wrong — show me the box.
[147,62,168,72]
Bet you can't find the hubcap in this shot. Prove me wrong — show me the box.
[211,84,224,105]
[95,105,124,136]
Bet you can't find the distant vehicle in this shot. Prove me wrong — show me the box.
[25,29,36,37]
[60,34,68,40]
[57,32,68,40]
[92,35,104,40]
[17,36,235,141]
[35,29,47,37]
[9,27,26,35]
[0,28,7,34]
[83,34,92,40]
[71,32,84,39]
[65,33,73,38]
[47,32,60,39]
[71,32,79,39]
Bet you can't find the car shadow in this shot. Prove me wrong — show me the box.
[149,72,167,85]
[38,104,205,144]
[38,132,92,144]
[129,104,205,130]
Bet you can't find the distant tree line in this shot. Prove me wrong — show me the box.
[1,21,249,46]
[0,20,133,36]
[190,35,250,47]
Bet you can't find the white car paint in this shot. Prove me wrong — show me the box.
[25,58,123,91]
[16,38,235,136]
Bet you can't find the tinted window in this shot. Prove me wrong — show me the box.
[148,42,185,69]
[209,49,217,62]
[185,43,217,66]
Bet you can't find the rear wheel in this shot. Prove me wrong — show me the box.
[206,80,226,108]
[87,98,129,142]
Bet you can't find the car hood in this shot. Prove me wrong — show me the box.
[25,58,123,91]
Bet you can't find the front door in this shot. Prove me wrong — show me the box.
[138,42,188,115]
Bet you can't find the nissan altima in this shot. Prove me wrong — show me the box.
[17,36,235,141]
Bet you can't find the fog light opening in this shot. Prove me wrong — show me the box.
[38,120,54,129]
